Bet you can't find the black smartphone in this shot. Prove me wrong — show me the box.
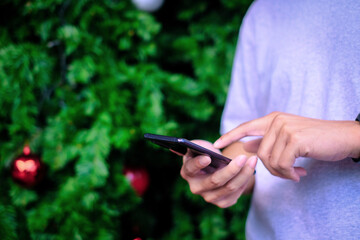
[144,133,231,173]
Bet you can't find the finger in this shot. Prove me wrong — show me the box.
[184,156,245,196]
[201,155,247,191]
[209,189,243,208]
[223,155,257,190]
[256,122,279,163]
[183,148,196,161]
[186,155,249,195]
[262,124,290,178]
[213,156,257,197]
[202,156,257,206]
[214,113,278,149]
[181,155,211,178]
[277,141,305,181]
[294,167,307,178]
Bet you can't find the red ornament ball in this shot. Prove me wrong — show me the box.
[11,146,45,188]
[123,167,149,196]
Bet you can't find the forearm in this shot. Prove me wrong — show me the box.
[221,141,255,194]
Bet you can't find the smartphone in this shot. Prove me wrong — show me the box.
[144,133,231,173]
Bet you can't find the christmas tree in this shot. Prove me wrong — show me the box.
[0,0,252,239]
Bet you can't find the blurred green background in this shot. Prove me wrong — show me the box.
[0,0,252,239]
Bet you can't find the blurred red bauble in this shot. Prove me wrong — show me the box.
[11,145,45,188]
[123,167,149,196]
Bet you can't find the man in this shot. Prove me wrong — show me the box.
[180,0,360,239]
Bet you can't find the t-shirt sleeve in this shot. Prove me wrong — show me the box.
[220,4,262,135]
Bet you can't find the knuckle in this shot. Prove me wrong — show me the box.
[281,123,291,134]
[216,202,228,208]
[180,167,189,179]
[278,161,289,171]
[217,199,237,208]
[269,159,277,169]
[257,151,267,162]
[225,183,238,193]
[278,163,289,173]
[301,145,311,157]
[289,132,300,143]
[189,184,201,195]
[270,111,281,118]
[277,161,287,170]
[269,168,281,178]
[180,168,186,179]
[272,111,284,120]
[209,175,222,188]
[203,195,216,204]
[272,112,288,127]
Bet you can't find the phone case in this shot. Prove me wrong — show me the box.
[144,133,231,173]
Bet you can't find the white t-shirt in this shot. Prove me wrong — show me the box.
[220,0,360,239]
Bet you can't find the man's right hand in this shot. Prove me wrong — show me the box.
[180,140,257,208]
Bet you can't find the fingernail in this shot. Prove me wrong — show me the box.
[296,168,307,177]
[213,139,221,148]
[199,156,210,167]
[248,156,258,168]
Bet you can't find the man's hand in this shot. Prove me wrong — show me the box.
[180,140,257,208]
[214,112,360,181]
